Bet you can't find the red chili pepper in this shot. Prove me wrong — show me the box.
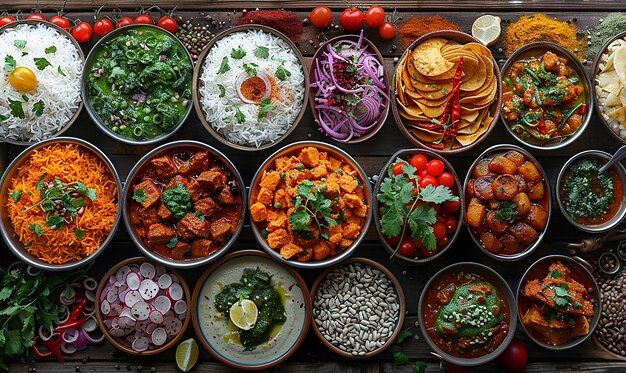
[579,103,588,115]
[56,316,89,331]
[537,119,547,135]
[67,299,88,323]
[409,120,443,131]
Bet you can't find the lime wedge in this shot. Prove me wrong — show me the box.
[176,338,199,372]
[229,299,258,330]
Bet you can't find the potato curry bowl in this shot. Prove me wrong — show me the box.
[464,145,551,261]
[123,141,246,269]
[249,141,372,269]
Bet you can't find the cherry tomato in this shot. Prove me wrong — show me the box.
[94,17,114,37]
[309,6,333,29]
[339,7,364,32]
[497,340,528,373]
[72,21,93,44]
[433,222,446,239]
[157,16,178,34]
[364,5,385,28]
[392,161,407,176]
[420,175,438,188]
[443,199,460,213]
[419,242,437,257]
[438,172,455,188]
[378,21,397,40]
[437,235,449,249]
[398,238,416,258]
[49,15,71,31]
[116,16,133,28]
[0,15,16,27]
[133,14,154,25]
[427,159,445,177]
[27,13,46,21]
[386,235,400,248]
[444,217,458,235]
[409,154,428,171]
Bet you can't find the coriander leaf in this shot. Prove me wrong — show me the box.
[217,83,225,98]
[36,173,48,190]
[242,63,257,76]
[217,56,230,74]
[0,113,8,121]
[419,184,459,204]
[254,46,269,59]
[29,224,45,237]
[0,287,12,302]
[194,210,205,222]
[412,361,427,373]
[34,57,51,70]
[258,97,274,120]
[45,45,57,54]
[74,228,86,239]
[21,94,29,102]
[393,351,410,365]
[132,188,147,203]
[380,206,405,238]
[3,330,22,355]
[550,269,563,279]
[408,204,438,251]
[14,40,26,49]
[230,47,246,59]
[9,190,23,203]
[32,100,44,117]
[167,237,178,249]
[57,66,66,76]
[275,65,291,81]
[8,99,24,119]
[495,201,518,223]
[395,327,413,344]
[74,182,97,201]
[289,209,311,232]
[4,55,16,73]
[45,214,65,230]
[235,107,246,123]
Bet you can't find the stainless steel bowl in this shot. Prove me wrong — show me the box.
[463,144,552,261]
[500,42,593,150]
[122,140,246,269]
[418,262,517,367]
[0,20,84,145]
[82,24,193,146]
[556,150,626,233]
[248,141,373,269]
[516,255,601,350]
[192,24,309,151]
[0,137,122,271]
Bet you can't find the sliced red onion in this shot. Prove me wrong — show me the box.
[236,71,271,104]
[83,277,98,291]
[85,290,96,303]
[62,328,80,343]
[82,328,105,344]
[56,305,71,325]
[81,316,98,332]
[26,265,41,277]
[39,325,54,341]
[61,341,77,355]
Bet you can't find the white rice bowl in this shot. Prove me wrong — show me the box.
[198,29,305,148]
[595,37,626,141]
[0,23,83,142]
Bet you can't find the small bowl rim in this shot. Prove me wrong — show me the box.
[500,41,593,150]
[81,24,194,146]
[515,254,602,350]
[94,256,192,355]
[462,143,552,261]
[309,256,406,359]
[190,249,312,370]
[0,19,84,146]
[591,30,626,145]
[308,33,390,144]
[0,136,122,271]
[598,251,621,275]
[391,29,503,154]
[372,148,465,264]
[247,140,373,269]
[192,24,310,151]
[121,140,247,269]
[417,261,517,366]
[555,150,626,233]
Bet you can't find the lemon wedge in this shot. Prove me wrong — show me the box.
[229,299,258,331]
[175,338,199,372]
[472,15,502,47]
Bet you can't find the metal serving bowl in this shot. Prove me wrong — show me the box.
[418,262,517,367]
[372,148,464,264]
[391,30,502,154]
[309,34,390,144]
[556,150,626,233]
[192,24,309,151]
[516,255,602,350]
[248,141,372,269]
[122,140,246,269]
[592,31,626,144]
[500,42,593,150]
[0,20,84,145]
[82,24,193,146]
[463,144,552,261]
[0,137,122,271]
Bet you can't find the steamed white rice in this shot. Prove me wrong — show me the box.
[198,30,305,148]
[0,23,83,142]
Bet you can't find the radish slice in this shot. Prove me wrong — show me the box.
[119,288,131,303]
[118,316,136,329]
[126,272,141,290]
[149,310,164,324]
[116,265,131,284]
[155,264,167,277]
[132,336,150,352]
[145,322,159,335]
[100,284,114,302]
[170,274,180,284]
[157,274,172,289]
[119,307,135,320]
[140,263,156,279]
[124,290,142,308]
[109,326,128,338]
[139,279,159,300]
[173,300,187,315]
[135,320,149,333]
[164,317,182,337]
[131,301,151,321]
[167,283,183,301]
[106,287,119,304]
[110,303,123,316]
[153,296,171,315]
[82,316,98,332]
[103,316,116,329]
[151,327,167,346]
[100,300,111,316]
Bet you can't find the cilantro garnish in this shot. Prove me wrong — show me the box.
[254,46,269,59]
[132,189,147,203]
[33,57,51,71]
[235,107,246,123]
[29,223,45,237]
[258,97,274,120]
[289,179,338,240]
[230,47,246,59]
[10,190,23,203]
[74,228,86,239]
[194,210,205,222]
[57,66,66,76]
[275,65,291,81]
[4,55,16,73]
[553,283,573,309]
[217,56,230,74]
[8,99,24,119]
[14,40,26,49]
[550,269,563,279]
[167,237,178,249]
[495,201,518,223]
[242,62,258,77]
[217,84,225,98]
[395,328,413,344]
[44,45,57,54]
[45,214,65,231]
[32,100,44,117]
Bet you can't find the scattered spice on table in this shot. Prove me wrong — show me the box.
[177,18,215,61]
[596,267,626,357]
[236,10,303,43]
[587,13,626,59]
[503,14,587,60]
[398,16,462,49]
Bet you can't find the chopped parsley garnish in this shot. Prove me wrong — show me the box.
[132,189,147,203]
[45,46,57,54]
[495,201,518,223]
[167,237,178,249]
[46,214,65,231]
[275,65,291,81]
[194,210,205,222]
[235,107,246,123]
[242,63,258,77]
[29,223,45,237]
[34,57,51,71]
[57,66,66,76]
[217,84,225,98]
[553,283,573,309]
[289,180,338,240]
[258,97,274,120]
[550,269,563,279]
[230,47,246,59]
[32,100,44,117]
[217,56,230,74]
[14,40,26,49]
[4,55,16,73]
[74,228,86,239]
[10,190,23,203]
[8,99,24,119]
[254,46,269,59]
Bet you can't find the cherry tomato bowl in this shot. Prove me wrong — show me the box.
[372,149,465,265]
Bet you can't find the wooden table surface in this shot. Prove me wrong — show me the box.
[2,2,626,372]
